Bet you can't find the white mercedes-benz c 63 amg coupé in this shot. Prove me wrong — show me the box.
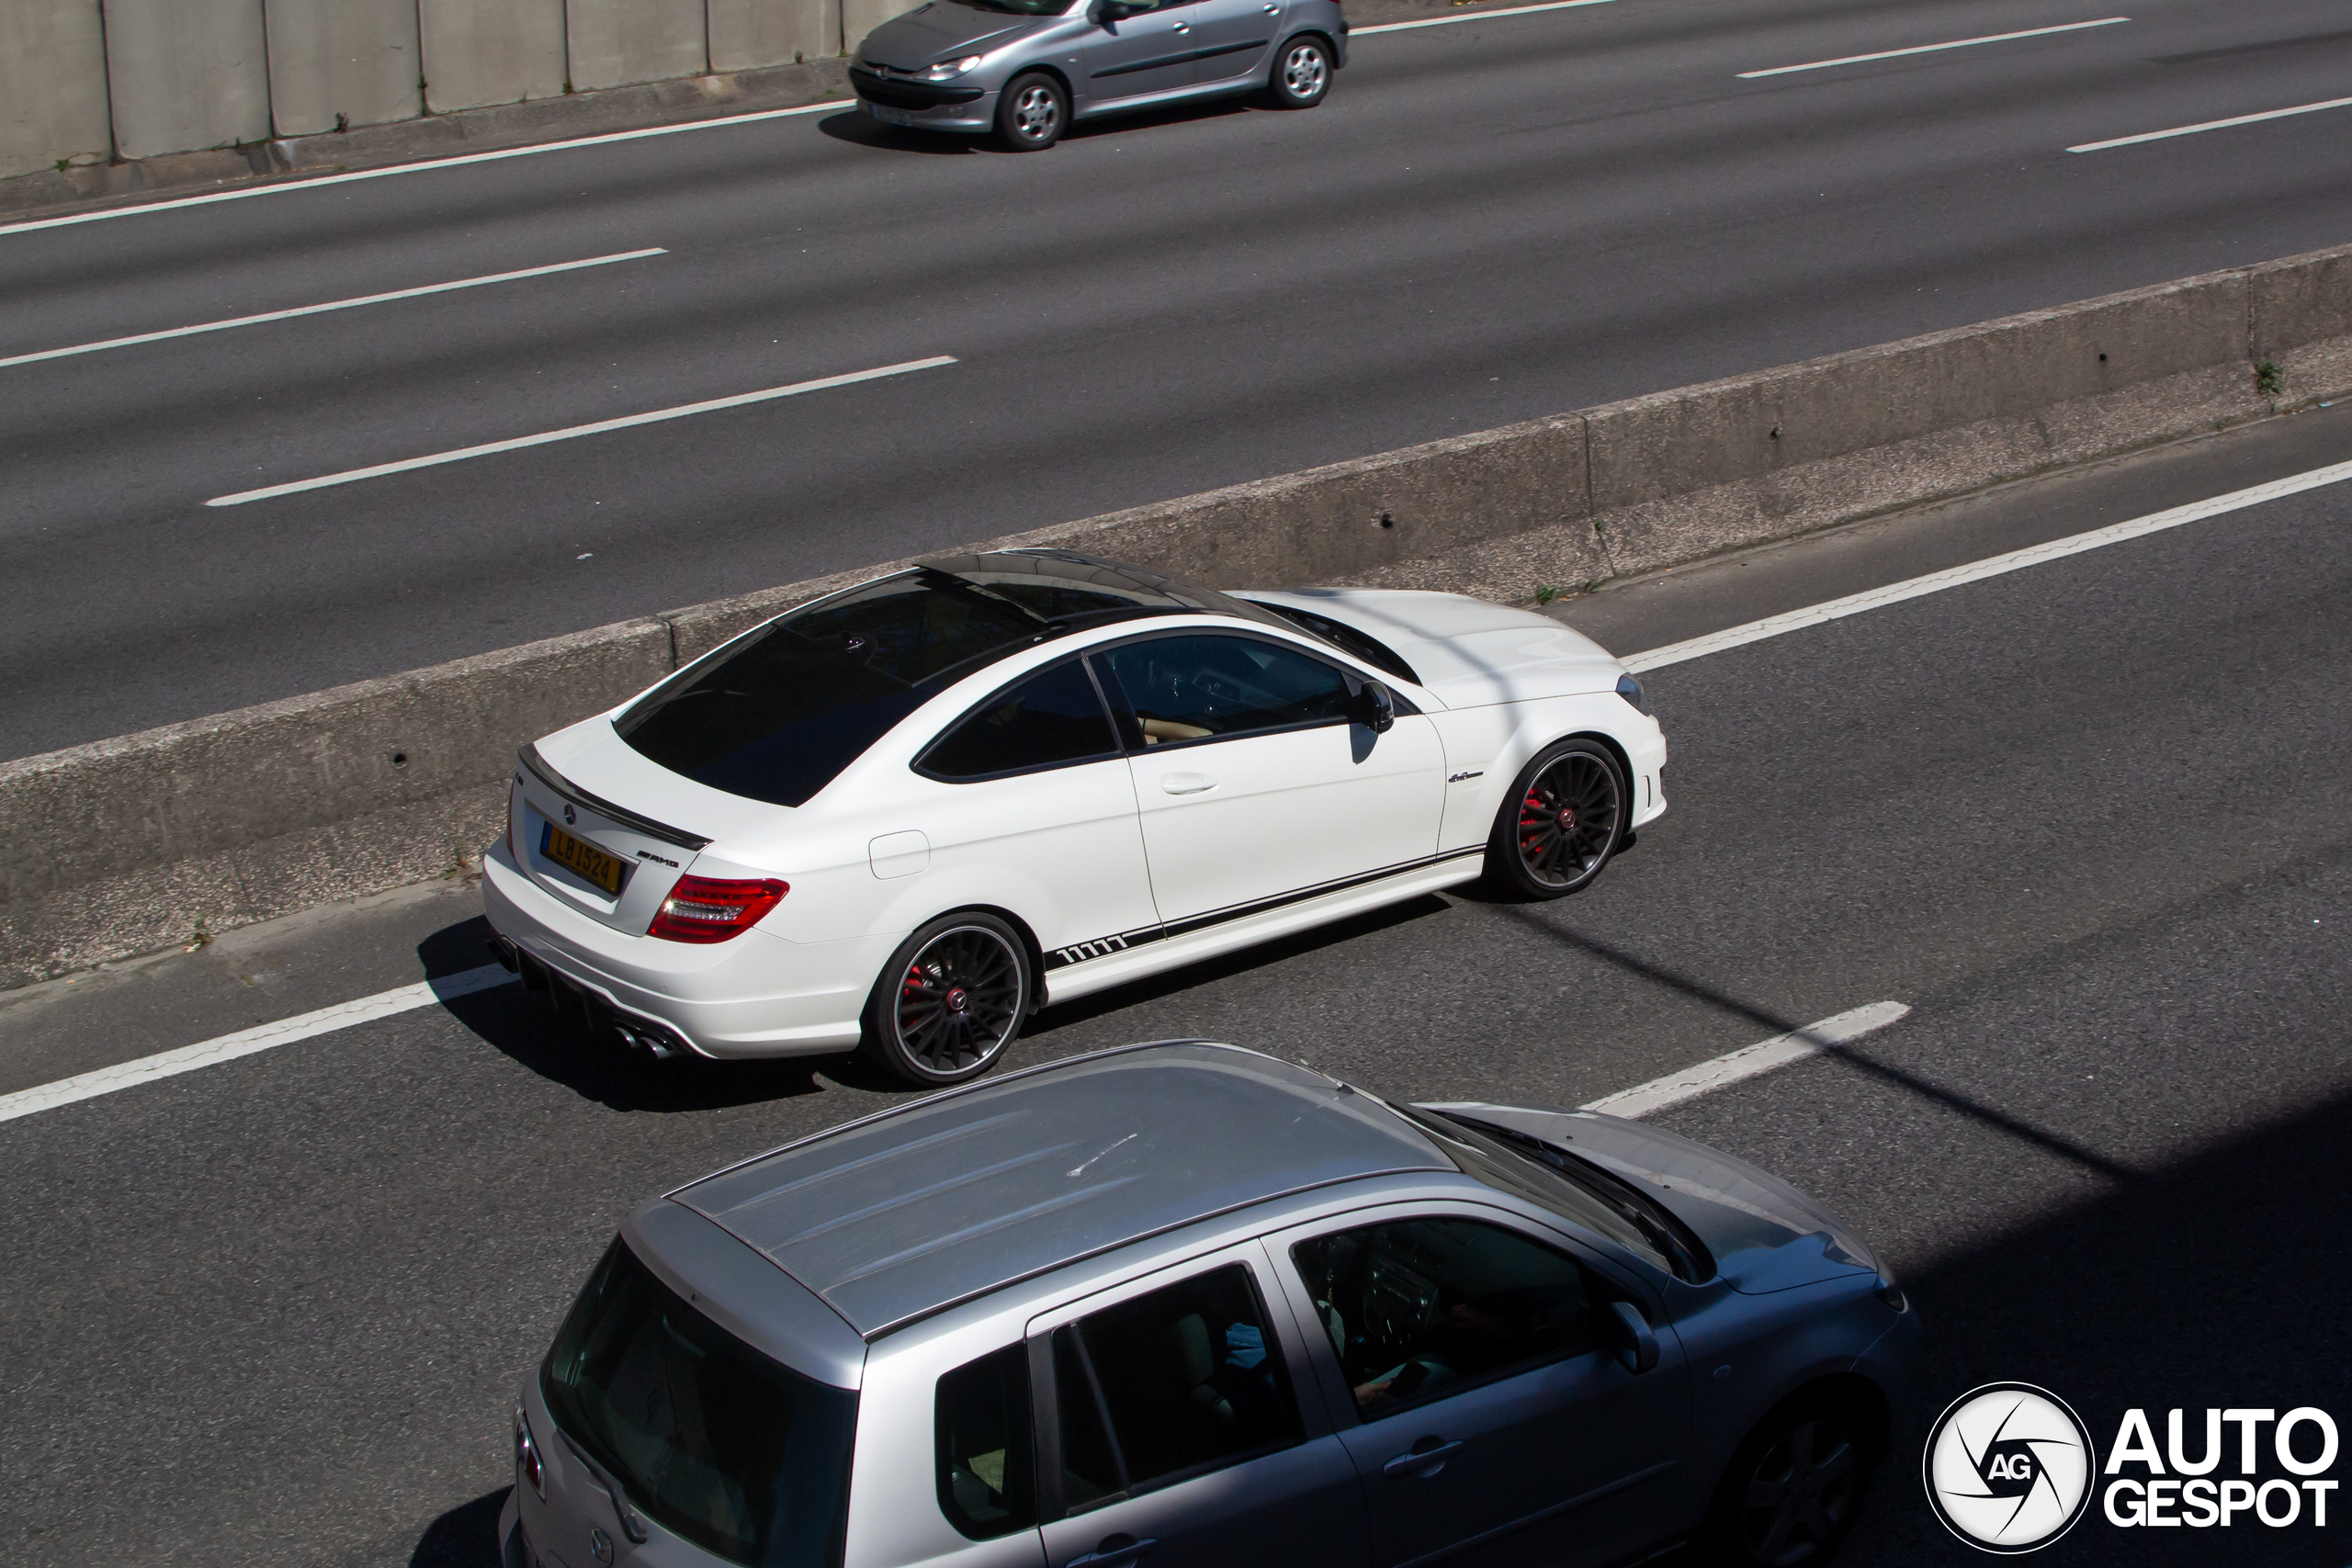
[484,550,1668,1085]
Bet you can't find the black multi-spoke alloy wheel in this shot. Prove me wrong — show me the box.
[1701,1393,1874,1567]
[994,72,1068,151]
[1264,37,1332,108]
[1483,739,1624,898]
[862,913,1032,1086]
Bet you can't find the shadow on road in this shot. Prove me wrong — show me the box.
[411,1487,507,1568]
[1838,1085,2352,1565]
[419,918,837,1113]
[1021,893,1454,1038]
[815,95,1252,156]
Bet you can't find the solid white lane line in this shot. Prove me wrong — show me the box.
[1353,0,1617,38]
[2068,94,2352,153]
[207,355,957,506]
[1581,1002,1909,1119]
[1621,454,2352,674]
[0,103,857,240]
[1737,17,2128,78]
[0,964,517,1126]
[0,249,665,370]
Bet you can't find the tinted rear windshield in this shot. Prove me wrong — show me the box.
[617,571,1050,807]
[541,1239,858,1568]
[1376,1099,1681,1279]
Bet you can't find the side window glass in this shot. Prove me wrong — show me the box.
[936,1344,1037,1540]
[1053,1326,1125,1510]
[921,659,1120,781]
[1050,1264,1304,1510]
[1291,1218,1607,1418]
[1096,636,1350,747]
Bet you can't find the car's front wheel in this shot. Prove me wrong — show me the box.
[1265,38,1333,108]
[1701,1392,1876,1566]
[995,73,1069,151]
[862,912,1033,1086]
[1483,738,1625,898]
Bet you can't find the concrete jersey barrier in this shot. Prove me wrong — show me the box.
[4,243,2346,986]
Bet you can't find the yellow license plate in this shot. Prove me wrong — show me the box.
[540,822,628,895]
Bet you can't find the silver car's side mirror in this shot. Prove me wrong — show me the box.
[1610,1300,1659,1374]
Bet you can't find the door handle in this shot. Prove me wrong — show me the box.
[1170,18,1189,28]
[1384,1438,1464,1478]
[1159,773,1216,795]
[1069,1537,1157,1568]
[1262,3,1279,11]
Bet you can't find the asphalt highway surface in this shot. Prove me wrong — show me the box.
[5,0,2352,759]
[4,403,2346,1566]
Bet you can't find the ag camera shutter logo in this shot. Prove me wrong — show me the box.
[1923,1383,2097,1552]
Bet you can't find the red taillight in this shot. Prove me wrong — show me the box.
[646,874,788,943]
[515,1404,547,1500]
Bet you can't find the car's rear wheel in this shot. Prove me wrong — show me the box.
[1483,739,1624,898]
[995,73,1068,151]
[1265,38,1332,108]
[1701,1392,1876,1566]
[862,913,1032,1086]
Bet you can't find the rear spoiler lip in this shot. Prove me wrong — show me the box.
[518,742,714,852]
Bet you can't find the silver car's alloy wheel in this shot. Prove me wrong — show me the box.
[1739,1418,1860,1566]
[1279,43,1328,102]
[1009,82,1060,144]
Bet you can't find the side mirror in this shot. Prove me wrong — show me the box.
[1351,680,1395,734]
[1609,1300,1659,1374]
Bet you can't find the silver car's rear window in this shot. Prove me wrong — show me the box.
[541,1239,857,1568]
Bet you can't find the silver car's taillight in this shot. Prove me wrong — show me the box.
[515,1403,547,1500]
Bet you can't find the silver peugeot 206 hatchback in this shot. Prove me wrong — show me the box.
[502,1042,1919,1568]
[849,0,1347,151]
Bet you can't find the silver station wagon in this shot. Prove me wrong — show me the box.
[502,1043,1919,1568]
[849,0,1348,151]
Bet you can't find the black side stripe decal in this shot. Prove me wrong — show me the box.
[1091,50,1197,78]
[1040,847,1484,971]
[1091,38,1268,78]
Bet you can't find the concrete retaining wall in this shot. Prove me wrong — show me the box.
[567,0,709,92]
[0,0,114,176]
[0,0,862,184]
[5,243,2347,986]
[100,0,272,161]
[263,0,424,136]
[842,0,922,57]
[711,0,842,73]
[417,0,569,114]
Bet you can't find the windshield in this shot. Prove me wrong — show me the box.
[541,1240,858,1568]
[1375,1099,1702,1281]
[1251,602,1422,686]
[617,570,1050,807]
